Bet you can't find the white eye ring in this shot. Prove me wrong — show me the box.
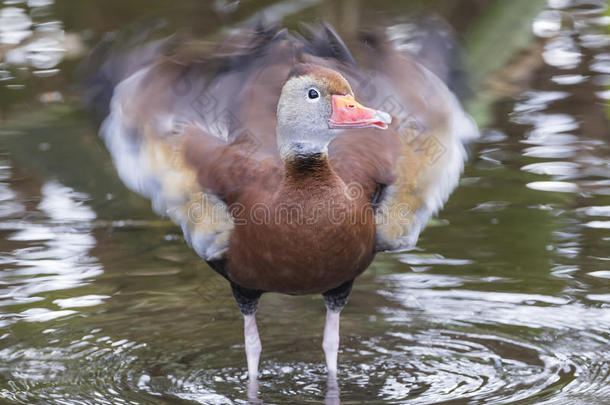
[306,87,321,102]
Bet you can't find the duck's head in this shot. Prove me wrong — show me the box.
[276,63,391,159]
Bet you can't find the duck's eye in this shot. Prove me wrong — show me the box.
[308,88,319,100]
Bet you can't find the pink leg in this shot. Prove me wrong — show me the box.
[244,313,261,380]
[322,309,341,377]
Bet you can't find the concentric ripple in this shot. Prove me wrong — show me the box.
[3,271,605,404]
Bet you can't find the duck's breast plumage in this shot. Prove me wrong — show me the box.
[226,155,376,294]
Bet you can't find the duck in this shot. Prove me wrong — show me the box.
[85,22,478,382]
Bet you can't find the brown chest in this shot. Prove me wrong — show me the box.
[226,157,376,294]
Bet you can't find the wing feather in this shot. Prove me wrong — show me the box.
[353,32,479,252]
[327,25,478,252]
[102,69,235,260]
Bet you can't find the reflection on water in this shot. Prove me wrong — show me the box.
[0,1,63,71]
[0,0,82,106]
[0,175,102,326]
[520,0,610,199]
[0,0,609,404]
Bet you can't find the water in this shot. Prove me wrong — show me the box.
[0,0,609,404]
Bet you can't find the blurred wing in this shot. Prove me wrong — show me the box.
[373,44,478,252]
[332,28,479,252]
[102,67,235,261]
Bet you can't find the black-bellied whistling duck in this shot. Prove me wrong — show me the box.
[87,23,477,381]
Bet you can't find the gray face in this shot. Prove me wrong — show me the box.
[276,75,337,157]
